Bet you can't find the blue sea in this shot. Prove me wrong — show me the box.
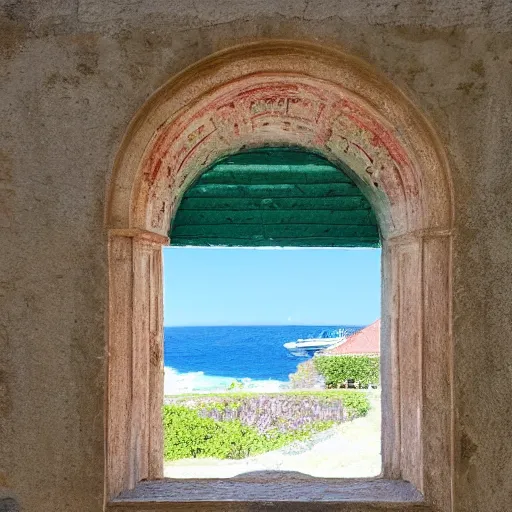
[164,325,362,394]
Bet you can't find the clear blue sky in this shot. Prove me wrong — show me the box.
[163,247,381,326]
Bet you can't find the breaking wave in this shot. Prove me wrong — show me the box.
[164,366,288,395]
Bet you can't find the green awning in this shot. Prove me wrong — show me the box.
[170,148,380,248]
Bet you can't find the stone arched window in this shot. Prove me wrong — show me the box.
[106,41,453,511]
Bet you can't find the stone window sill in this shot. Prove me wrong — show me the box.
[107,474,430,511]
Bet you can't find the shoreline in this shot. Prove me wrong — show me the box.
[164,366,290,395]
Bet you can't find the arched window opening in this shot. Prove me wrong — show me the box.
[106,41,453,511]
[163,148,382,478]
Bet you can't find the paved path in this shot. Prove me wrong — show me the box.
[164,392,381,479]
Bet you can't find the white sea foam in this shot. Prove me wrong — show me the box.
[164,366,288,395]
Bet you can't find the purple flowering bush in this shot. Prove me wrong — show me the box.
[163,390,370,459]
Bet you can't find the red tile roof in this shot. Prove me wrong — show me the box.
[323,319,380,355]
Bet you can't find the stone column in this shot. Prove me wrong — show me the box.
[107,231,166,500]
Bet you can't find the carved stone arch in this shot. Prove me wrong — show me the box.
[106,41,454,512]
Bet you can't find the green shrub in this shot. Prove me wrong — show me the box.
[288,359,322,389]
[314,355,380,388]
[341,391,371,418]
[163,404,334,461]
[168,390,367,433]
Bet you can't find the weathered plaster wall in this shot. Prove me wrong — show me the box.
[1,1,511,511]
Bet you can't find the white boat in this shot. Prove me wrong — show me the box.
[283,329,347,355]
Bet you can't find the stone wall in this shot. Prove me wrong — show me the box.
[1,1,512,511]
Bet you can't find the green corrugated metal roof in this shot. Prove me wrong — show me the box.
[170,148,380,248]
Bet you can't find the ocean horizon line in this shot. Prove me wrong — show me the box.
[163,324,369,383]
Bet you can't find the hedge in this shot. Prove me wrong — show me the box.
[167,390,370,424]
[163,405,333,460]
[314,355,380,388]
[163,390,371,460]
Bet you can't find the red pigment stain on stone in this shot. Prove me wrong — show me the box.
[145,131,170,182]
[350,142,374,165]
[338,99,411,169]
[175,132,215,176]
[151,158,163,182]
[144,78,414,200]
